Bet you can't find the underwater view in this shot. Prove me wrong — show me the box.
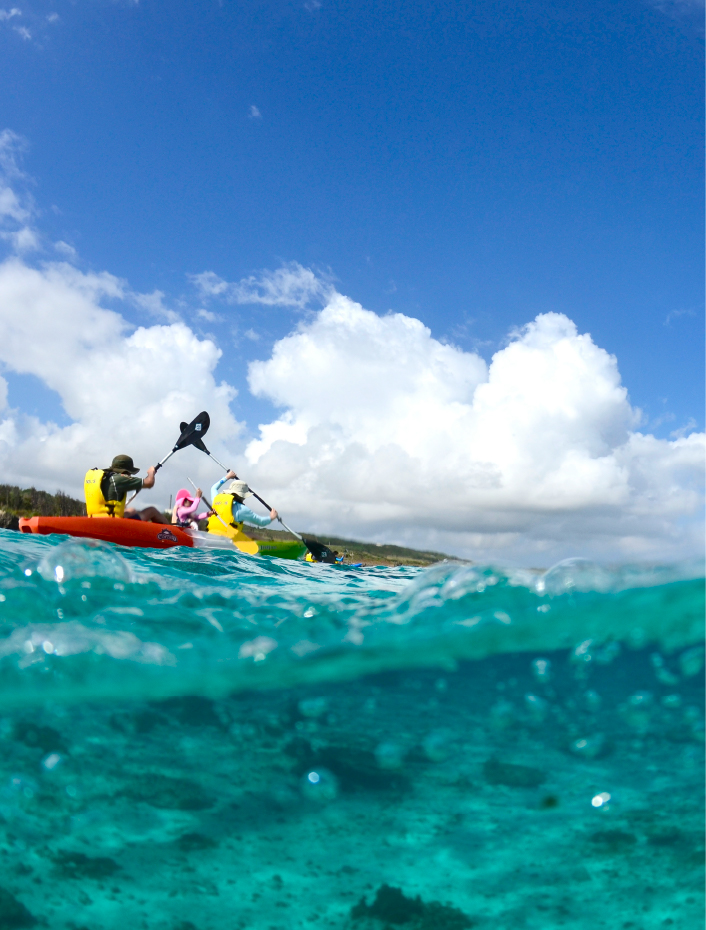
[0,530,703,929]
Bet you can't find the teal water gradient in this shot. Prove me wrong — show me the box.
[0,531,703,928]
[2,532,703,705]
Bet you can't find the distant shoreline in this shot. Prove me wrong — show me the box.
[0,484,454,567]
[244,525,454,567]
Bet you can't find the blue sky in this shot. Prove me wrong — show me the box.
[0,0,702,561]
[1,0,703,437]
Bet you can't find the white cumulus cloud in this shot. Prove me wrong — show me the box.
[0,258,242,500]
[241,289,704,563]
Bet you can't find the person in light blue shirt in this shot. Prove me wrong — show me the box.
[210,470,236,508]
[210,471,278,528]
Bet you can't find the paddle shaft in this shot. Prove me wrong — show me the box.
[205,452,305,542]
[127,448,178,506]
[185,478,232,534]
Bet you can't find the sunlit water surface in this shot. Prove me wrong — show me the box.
[0,529,703,929]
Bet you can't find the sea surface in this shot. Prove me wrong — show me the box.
[0,529,703,929]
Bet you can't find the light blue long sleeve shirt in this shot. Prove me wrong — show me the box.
[210,476,229,503]
[210,477,273,527]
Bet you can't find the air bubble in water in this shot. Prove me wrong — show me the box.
[542,558,611,595]
[422,730,451,762]
[300,767,338,801]
[570,733,607,759]
[9,775,37,799]
[531,658,552,683]
[298,697,329,718]
[621,693,653,732]
[41,753,62,771]
[679,646,704,678]
[375,741,405,770]
[584,690,602,712]
[594,641,621,665]
[628,691,653,707]
[36,540,131,584]
[490,699,515,729]
[650,654,680,686]
[683,706,704,739]
[683,705,701,722]
[570,640,593,679]
[524,694,548,723]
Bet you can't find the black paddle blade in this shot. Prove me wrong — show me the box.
[174,411,211,451]
[191,436,211,454]
[304,539,337,563]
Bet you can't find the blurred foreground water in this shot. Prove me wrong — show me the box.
[0,530,703,928]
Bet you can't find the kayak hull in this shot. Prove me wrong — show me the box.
[18,516,307,559]
[253,538,308,560]
[19,516,194,549]
[206,521,307,560]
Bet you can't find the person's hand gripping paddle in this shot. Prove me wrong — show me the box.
[185,478,229,533]
[127,411,212,506]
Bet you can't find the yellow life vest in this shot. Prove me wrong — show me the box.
[84,468,126,518]
[206,493,260,554]
[207,492,239,536]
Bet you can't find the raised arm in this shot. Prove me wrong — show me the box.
[142,466,157,490]
[210,470,237,501]
[178,495,201,518]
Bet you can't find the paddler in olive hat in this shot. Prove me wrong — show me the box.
[84,455,167,523]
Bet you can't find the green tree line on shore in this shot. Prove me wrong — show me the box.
[0,485,86,519]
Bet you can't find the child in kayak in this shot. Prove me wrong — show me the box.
[172,488,212,529]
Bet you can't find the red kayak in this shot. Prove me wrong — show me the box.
[19,516,195,550]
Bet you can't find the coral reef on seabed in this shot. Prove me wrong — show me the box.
[0,648,702,929]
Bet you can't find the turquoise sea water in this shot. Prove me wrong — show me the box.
[0,530,703,928]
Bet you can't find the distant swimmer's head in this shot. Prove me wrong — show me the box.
[106,454,140,475]
[223,479,253,502]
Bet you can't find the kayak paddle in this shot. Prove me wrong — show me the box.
[128,411,211,506]
[185,478,231,534]
[192,438,336,562]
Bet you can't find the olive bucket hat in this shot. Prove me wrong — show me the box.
[106,454,140,475]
